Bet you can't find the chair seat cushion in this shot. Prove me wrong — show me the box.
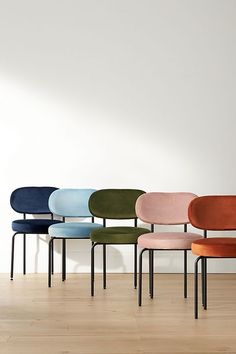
[90,226,150,244]
[138,232,203,250]
[12,219,62,234]
[192,237,236,257]
[49,222,103,238]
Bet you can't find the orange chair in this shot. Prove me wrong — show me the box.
[189,196,236,318]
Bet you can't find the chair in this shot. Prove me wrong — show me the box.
[136,192,203,306]
[10,186,61,280]
[89,189,150,296]
[48,188,103,287]
[189,195,236,319]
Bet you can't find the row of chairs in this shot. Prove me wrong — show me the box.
[10,187,236,318]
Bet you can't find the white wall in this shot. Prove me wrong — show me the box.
[1,0,236,274]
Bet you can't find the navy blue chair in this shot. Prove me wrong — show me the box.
[10,186,62,280]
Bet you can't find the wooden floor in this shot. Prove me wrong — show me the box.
[1,273,236,354]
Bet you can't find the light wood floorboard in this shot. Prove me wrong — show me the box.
[1,274,236,354]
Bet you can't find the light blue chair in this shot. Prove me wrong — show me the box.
[48,189,102,287]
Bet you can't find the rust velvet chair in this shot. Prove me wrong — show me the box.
[189,195,236,319]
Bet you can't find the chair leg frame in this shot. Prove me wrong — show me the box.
[91,242,97,296]
[23,234,26,275]
[201,257,207,309]
[103,244,106,289]
[149,250,154,298]
[195,256,208,319]
[10,232,28,280]
[195,256,209,319]
[49,236,91,288]
[194,255,236,319]
[51,238,54,275]
[184,249,188,298]
[62,239,66,281]
[10,232,18,280]
[204,258,207,310]
[139,248,155,306]
[11,232,54,281]
[139,248,148,306]
[91,242,138,296]
[48,237,55,288]
[134,243,137,289]
[139,248,190,306]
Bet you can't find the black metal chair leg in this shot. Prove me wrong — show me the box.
[10,233,18,280]
[103,244,106,289]
[139,248,146,306]
[184,250,187,298]
[201,258,205,307]
[194,256,202,319]
[23,234,26,275]
[51,238,54,275]
[150,250,154,299]
[62,239,66,281]
[152,250,154,298]
[149,250,152,297]
[91,243,96,296]
[48,238,54,287]
[134,244,137,289]
[204,258,207,310]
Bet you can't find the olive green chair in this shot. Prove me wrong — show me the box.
[89,189,150,296]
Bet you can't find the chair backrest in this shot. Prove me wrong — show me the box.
[188,195,236,230]
[136,192,197,225]
[10,186,58,214]
[49,188,96,217]
[89,189,145,219]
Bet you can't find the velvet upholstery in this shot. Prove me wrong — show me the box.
[192,238,236,257]
[49,189,96,217]
[10,187,58,214]
[10,186,62,282]
[138,232,203,250]
[89,189,145,219]
[136,191,202,251]
[90,189,149,295]
[136,192,197,225]
[188,196,236,230]
[189,196,236,256]
[49,222,103,238]
[48,189,102,240]
[12,219,61,234]
[136,192,201,306]
[90,226,150,244]
[47,189,103,287]
[190,196,236,318]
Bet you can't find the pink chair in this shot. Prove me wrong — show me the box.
[136,192,203,306]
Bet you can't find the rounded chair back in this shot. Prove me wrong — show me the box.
[89,189,145,219]
[136,192,197,225]
[49,189,96,217]
[189,195,236,230]
[10,187,58,214]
